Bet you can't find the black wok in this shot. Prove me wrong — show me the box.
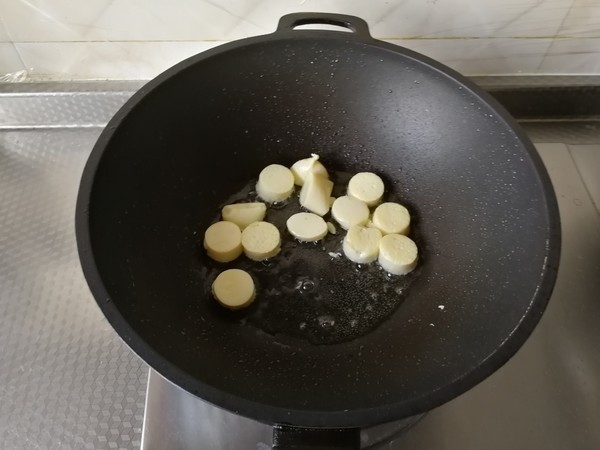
[76,12,560,447]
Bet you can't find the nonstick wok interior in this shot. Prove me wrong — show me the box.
[81,34,558,426]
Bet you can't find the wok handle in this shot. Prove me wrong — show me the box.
[272,424,361,450]
[276,13,372,39]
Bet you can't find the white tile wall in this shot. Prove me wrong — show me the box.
[0,43,24,75]
[0,17,12,42]
[1,0,110,42]
[1,0,599,79]
[540,38,600,74]
[559,0,600,38]
[404,38,554,75]
[369,0,571,38]
[86,0,265,41]
[15,41,221,79]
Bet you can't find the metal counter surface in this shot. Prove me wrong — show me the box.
[0,82,598,449]
[0,84,147,450]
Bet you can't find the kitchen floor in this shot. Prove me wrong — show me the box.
[0,83,598,449]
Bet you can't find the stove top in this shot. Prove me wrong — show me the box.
[142,370,424,449]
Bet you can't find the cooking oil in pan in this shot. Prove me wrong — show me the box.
[205,171,416,345]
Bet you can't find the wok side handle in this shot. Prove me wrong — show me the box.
[272,424,361,450]
[276,13,372,39]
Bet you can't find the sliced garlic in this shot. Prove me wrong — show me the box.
[212,269,256,309]
[299,173,334,216]
[203,221,243,262]
[326,221,337,235]
[241,221,281,261]
[378,234,418,275]
[221,202,267,230]
[347,172,384,207]
[290,154,329,186]
[372,202,410,235]
[286,212,328,242]
[342,225,382,264]
[256,164,294,202]
[331,195,370,230]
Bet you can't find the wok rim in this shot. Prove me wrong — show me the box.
[75,27,561,428]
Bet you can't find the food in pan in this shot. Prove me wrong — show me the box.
[326,221,337,234]
[372,202,410,235]
[331,195,370,230]
[203,221,243,263]
[212,269,256,309]
[286,212,328,242]
[347,172,384,207]
[290,153,329,186]
[204,155,418,309]
[378,234,418,275]
[299,172,334,216]
[342,225,383,264]
[241,221,281,261]
[221,202,266,230]
[256,164,295,202]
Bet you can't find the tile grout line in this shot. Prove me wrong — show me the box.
[535,0,578,72]
[565,145,600,217]
[0,14,27,70]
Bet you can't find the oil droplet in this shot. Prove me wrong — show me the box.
[270,199,290,210]
[261,259,276,269]
[318,315,336,328]
[295,277,315,294]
